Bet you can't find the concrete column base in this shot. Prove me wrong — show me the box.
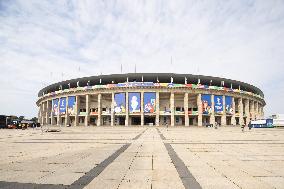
[97,115,101,126]
[239,116,244,126]
[221,115,226,126]
[141,114,144,126]
[65,115,69,126]
[75,115,79,126]
[210,115,215,125]
[198,115,202,126]
[231,115,236,125]
[85,116,89,126]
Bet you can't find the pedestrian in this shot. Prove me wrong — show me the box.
[241,123,245,132]
[214,122,218,129]
[248,121,252,130]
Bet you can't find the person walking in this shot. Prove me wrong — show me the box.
[241,123,245,132]
[214,122,218,129]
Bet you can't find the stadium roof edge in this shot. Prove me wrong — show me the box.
[38,73,264,98]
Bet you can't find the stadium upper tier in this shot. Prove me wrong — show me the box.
[38,73,264,98]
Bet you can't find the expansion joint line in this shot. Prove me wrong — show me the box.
[156,128,202,189]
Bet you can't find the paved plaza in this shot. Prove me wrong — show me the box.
[0,126,284,189]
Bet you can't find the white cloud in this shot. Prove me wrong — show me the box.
[0,0,284,117]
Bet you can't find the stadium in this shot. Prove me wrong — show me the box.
[37,73,265,127]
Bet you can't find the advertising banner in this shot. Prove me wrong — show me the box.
[59,97,66,115]
[214,95,223,114]
[225,96,234,115]
[129,92,141,113]
[144,92,156,113]
[52,99,59,116]
[201,94,212,115]
[68,96,76,115]
[114,93,126,113]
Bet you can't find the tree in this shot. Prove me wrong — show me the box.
[18,116,25,121]
[31,117,38,123]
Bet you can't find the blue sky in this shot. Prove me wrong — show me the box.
[0,0,284,118]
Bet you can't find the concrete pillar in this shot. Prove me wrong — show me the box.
[39,103,43,125]
[45,101,49,125]
[251,100,255,121]
[85,94,90,126]
[111,92,114,126]
[56,100,60,126]
[51,100,54,126]
[257,103,261,119]
[41,102,45,125]
[141,92,144,126]
[75,96,79,126]
[155,92,160,126]
[65,97,69,126]
[210,94,215,125]
[245,99,250,125]
[239,98,244,125]
[125,92,129,126]
[254,101,258,120]
[184,93,189,126]
[37,104,40,123]
[170,92,175,126]
[43,101,47,124]
[42,101,47,125]
[221,95,226,126]
[231,97,236,125]
[197,94,202,126]
[97,94,101,126]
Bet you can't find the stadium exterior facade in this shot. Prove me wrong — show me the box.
[37,73,265,127]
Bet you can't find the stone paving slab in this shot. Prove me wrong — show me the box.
[0,126,284,188]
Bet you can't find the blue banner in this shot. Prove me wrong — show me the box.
[114,93,126,113]
[201,94,212,115]
[129,92,141,113]
[59,97,66,115]
[52,99,59,116]
[144,92,156,113]
[68,96,76,115]
[214,95,223,114]
[225,96,233,114]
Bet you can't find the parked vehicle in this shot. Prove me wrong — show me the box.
[0,115,7,129]
[250,119,274,128]
[7,119,20,129]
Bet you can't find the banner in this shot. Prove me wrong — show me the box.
[225,96,234,115]
[129,92,141,113]
[52,99,59,116]
[214,95,223,114]
[114,93,126,113]
[68,96,76,115]
[201,94,212,115]
[59,97,66,115]
[144,92,156,113]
